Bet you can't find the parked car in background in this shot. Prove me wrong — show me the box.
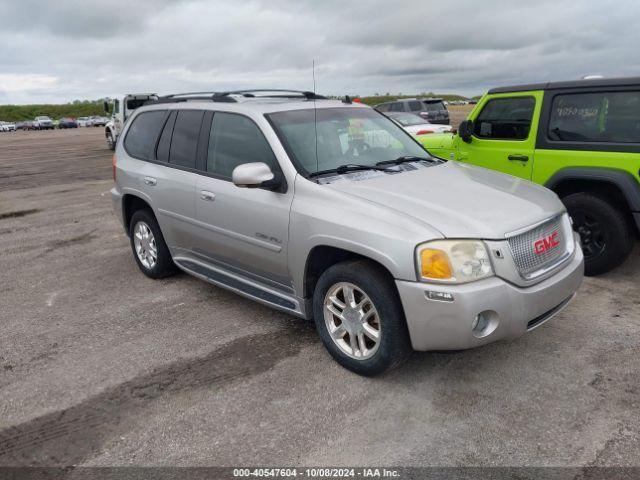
[0,121,16,132]
[111,89,583,375]
[90,116,107,127]
[77,117,91,127]
[384,112,453,136]
[58,117,78,129]
[34,116,54,130]
[419,76,640,275]
[17,120,37,130]
[375,98,450,125]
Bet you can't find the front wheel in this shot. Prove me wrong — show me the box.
[106,131,116,150]
[564,192,634,276]
[313,260,412,376]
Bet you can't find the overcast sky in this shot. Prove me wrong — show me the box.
[1,0,639,104]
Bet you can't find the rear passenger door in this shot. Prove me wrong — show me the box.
[193,112,293,287]
[125,109,203,251]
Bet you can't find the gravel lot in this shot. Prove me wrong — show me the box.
[0,128,638,469]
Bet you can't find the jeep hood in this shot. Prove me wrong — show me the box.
[327,161,565,239]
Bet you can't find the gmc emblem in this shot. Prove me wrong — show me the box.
[533,231,560,255]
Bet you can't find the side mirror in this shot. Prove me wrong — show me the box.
[232,162,281,190]
[103,100,110,115]
[458,120,474,143]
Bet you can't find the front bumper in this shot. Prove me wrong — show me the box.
[396,241,584,351]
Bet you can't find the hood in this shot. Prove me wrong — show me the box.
[327,161,565,239]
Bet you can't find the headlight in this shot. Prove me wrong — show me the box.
[417,240,493,283]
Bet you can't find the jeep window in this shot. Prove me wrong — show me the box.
[267,107,428,176]
[207,112,278,179]
[474,97,535,140]
[421,101,445,112]
[123,110,166,160]
[548,91,640,143]
[169,110,204,169]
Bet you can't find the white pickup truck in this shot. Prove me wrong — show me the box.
[104,94,157,150]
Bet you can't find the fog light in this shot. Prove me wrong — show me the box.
[425,290,454,302]
[471,310,498,338]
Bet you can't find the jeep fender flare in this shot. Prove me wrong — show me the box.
[544,167,640,229]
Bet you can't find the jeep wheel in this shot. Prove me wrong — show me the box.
[564,193,634,276]
[313,259,411,376]
[129,209,176,279]
[106,131,115,151]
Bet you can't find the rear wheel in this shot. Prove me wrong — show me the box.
[564,192,634,276]
[129,209,176,279]
[313,260,411,376]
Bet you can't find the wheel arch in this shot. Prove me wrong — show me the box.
[545,167,640,233]
[302,245,400,299]
[122,193,156,236]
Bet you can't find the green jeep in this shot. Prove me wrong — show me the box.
[419,77,640,275]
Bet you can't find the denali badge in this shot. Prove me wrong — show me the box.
[534,231,560,255]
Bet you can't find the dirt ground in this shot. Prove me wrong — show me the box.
[0,128,638,471]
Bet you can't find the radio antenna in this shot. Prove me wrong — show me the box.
[313,59,319,175]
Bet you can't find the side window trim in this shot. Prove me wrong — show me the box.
[154,110,176,162]
[472,95,536,142]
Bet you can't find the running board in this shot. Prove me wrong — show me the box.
[173,256,307,318]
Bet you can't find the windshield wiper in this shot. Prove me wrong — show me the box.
[376,155,437,166]
[308,163,392,178]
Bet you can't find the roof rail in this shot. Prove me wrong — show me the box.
[149,89,327,105]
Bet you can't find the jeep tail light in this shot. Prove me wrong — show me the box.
[112,154,117,181]
[415,129,435,135]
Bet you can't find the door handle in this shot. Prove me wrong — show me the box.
[508,154,529,162]
[200,191,216,201]
[143,176,157,186]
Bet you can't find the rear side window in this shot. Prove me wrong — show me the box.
[548,91,640,143]
[207,112,278,179]
[124,111,166,160]
[389,102,405,112]
[408,101,423,111]
[474,97,535,140]
[376,104,391,112]
[169,110,204,169]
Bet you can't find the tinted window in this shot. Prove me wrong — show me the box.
[422,101,446,112]
[408,101,423,111]
[169,110,204,169]
[389,102,405,112]
[124,111,166,160]
[207,112,278,179]
[376,103,391,112]
[548,91,640,143]
[156,111,176,163]
[474,97,535,140]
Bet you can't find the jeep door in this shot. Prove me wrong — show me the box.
[192,111,293,287]
[458,92,543,180]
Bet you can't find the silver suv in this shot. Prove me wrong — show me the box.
[111,90,584,376]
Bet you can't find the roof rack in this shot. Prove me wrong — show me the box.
[150,89,327,104]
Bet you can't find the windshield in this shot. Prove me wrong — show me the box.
[267,107,429,176]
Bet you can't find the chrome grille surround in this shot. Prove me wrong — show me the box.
[506,214,574,280]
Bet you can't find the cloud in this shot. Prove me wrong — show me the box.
[0,0,639,103]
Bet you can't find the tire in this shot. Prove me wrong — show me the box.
[313,259,412,376]
[129,209,177,279]
[564,192,634,276]
[106,131,116,151]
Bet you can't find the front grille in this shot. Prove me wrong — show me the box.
[507,215,568,278]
